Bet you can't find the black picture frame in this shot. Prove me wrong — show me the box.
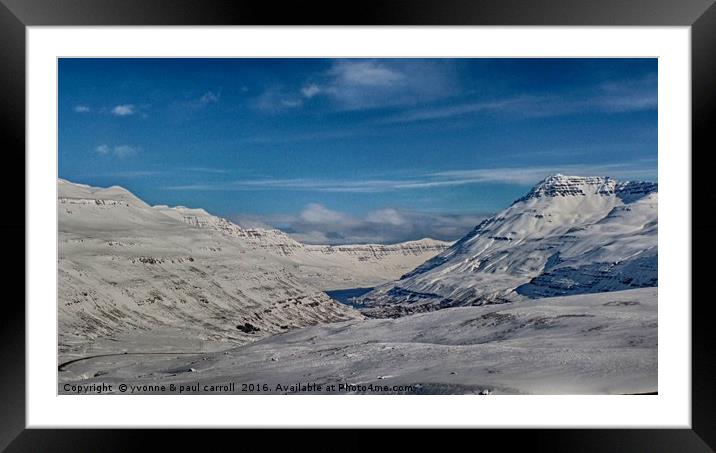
[1,0,713,450]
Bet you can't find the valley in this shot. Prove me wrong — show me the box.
[60,288,657,395]
[58,175,658,394]
[58,179,449,362]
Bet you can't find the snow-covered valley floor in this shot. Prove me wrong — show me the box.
[59,287,657,395]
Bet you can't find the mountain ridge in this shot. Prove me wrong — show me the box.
[57,178,451,358]
[356,174,658,317]
[517,174,657,203]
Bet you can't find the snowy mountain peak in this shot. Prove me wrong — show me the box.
[58,178,149,208]
[518,174,656,203]
[521,174,612,200]
[357,174,658,317]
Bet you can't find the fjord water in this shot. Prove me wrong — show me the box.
[324,287,375,306]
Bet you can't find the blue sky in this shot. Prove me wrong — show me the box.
[59,58,657,244]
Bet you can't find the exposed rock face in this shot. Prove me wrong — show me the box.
[516,174,657,202]
[356,175,657,317]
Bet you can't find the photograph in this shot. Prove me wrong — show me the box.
[57,57,658,396]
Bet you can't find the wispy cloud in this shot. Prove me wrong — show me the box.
[253,87,305,112]
[254,59,459,112]
[301,84,321,98]
[183,91,221,109]
[103,170,164,178]
[73,105,91,113]
[300,203,351,224]
[380,74,657,125]
[252,66,655,122]
[199,91,220,104]
[111,104,136,116]
[280,99,303,108]
[429,161,657,186]
[320,59,459,110]
[378,97,530,124]
[183,166,231,174]
[114,145,138,157]
[80,167,227,179]
[165,178,402,193]
[95,144,139,158]
[597,73,657,112]
[328,60,405,87]
[164,161,656,193]
[243,128,369,145]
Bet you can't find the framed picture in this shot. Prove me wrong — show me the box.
[4,0,713,449]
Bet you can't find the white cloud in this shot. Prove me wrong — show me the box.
[113,145,138,158]
[184,167,230,174]
[111,104,136,116]
[253,87,304,112]
[254,59,459,112]
[382,90,656,125]
[329,60,404,87]
[199,91,220,104]
[366,208,406,226]
[378,73,657,125]
[229,214,275,230]
[240,204,486,245]
[104,170,164,178]
[243,128,364,145]
[300,203,354,224]
[593,76,657,113]
[322,59,459,110]
[301,84,321,98]
[73,105,91,113]
[94,144,139,158]
[174,91,221,112]
[181,178,401,193]
[379,98,529,124]
[280,99,303,108]
[288,230,334,244]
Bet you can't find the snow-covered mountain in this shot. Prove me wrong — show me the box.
[58,179,449,358]
[356,174,657,317]
[57,177,658,395]
[152,201,451,290]
[154,205,448,257]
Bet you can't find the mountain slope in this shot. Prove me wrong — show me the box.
[356,175,657,317]
[60,288,657,395]
[58,179,449,358]
[59,180,361,358]
[153,202,451,290]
